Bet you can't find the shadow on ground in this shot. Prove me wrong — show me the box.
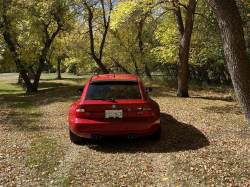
[80,113,210,153]
[9,81,80,90]
[202,104,242,115]
[192,95,234,102]
[150,87,234,103]
[2,85,83,106]
[149,87,176,98]
[1,85,83,132]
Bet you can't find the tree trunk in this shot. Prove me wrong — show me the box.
[19,69,37,92]
[134,60,139,76]
[145,64,152,78]
[112,58,130,74]
[136,18,152,78]
[205,0,250,127]
[130,53,139,76]
[33,47,50,91]
[95,58,109,74]
[173,0,197,97]
[18,72,22,84]
[28,65,35,79]
[56,57,62,79]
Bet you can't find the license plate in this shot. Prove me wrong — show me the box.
[105,110,123,118]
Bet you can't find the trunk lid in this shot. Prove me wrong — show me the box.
[83,99,143,119]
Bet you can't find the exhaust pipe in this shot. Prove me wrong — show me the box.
[127,133,137,140]
[91,134,102,140]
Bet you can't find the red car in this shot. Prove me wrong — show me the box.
[68,74,161,143]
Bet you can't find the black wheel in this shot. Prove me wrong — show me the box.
[150,126,161,140]
[69,128,84,144]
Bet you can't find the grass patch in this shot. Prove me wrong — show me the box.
[0,79,24,94]
[0,72,89,94]
[26,135,62,176]
[38,73,89,90]
[1,92,42,131]
[142,75,178,88]
[56,176,75,186]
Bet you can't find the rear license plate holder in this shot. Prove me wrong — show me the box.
[105,110,123,118]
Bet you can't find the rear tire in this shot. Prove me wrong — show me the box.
[150,126,161,140]
[69,128,84,144]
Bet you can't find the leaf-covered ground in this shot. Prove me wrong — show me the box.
[0,73,250,186]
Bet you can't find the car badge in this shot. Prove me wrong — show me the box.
[112,105,116,109]
[128,108,131,112]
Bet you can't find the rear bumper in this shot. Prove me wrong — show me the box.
[69,115,160,138]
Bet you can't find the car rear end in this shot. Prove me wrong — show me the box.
[69,74,160,139]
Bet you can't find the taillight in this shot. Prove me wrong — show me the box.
[75,106,91,118]
[137,107,154,117]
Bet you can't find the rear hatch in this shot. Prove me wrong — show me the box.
[83,81,143,119]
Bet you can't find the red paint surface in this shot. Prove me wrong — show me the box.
[68,74,161,138]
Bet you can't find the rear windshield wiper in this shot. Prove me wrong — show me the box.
[90,97,115,101]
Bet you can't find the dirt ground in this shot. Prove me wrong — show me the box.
[0,76,250,186]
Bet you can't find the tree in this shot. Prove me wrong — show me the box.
[173,0,197,97]
[205,0,250,127]
[0,0,75,92]
[78,0,113,74]
[110,1,167,76]
[49,34,70,79]
[62,20,104,75]
[188,0,228,84]
[110,0,198,94]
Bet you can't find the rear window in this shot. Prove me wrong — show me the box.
[85,81,142,100]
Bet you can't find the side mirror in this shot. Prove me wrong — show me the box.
[146,87,152,93]
[78,88,83,93]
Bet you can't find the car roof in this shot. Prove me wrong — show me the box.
[90,74,138,82]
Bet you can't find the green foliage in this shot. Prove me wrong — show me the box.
[0,0,248,86]
[151,12,179,64]
[110,1,139,28]
[0,49,16,72]
[0,0,77,91]
[191,0,224,63]
[107,0,161,75]
[241,0,250,5]
[237,1,250,59]
[61,23,98,74]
